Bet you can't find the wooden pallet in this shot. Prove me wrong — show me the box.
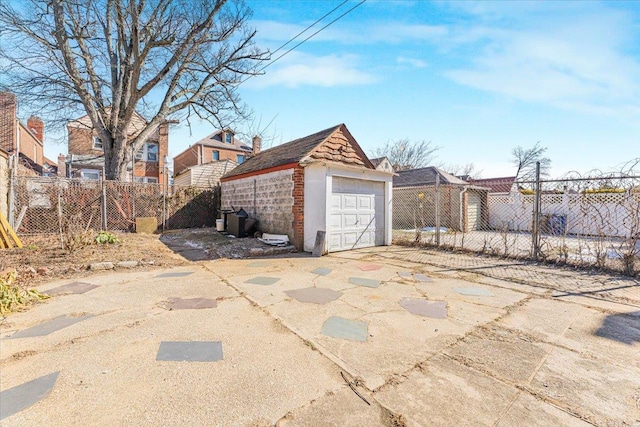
[0,213,22,249]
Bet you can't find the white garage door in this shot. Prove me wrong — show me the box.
[467,192,482,231]
[329,177,385,252]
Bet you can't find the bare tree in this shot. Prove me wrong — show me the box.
[512,141,551,181]
[440,162,482,180]
[372,138,439,172]
[0,0,268,179]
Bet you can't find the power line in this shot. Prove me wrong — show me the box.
[239,0,367,86]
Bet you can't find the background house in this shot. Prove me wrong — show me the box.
[173,160,238,187]
[468,176,516,194]
[173,129,259,176]
[370,157,394,173]
[393,166,489,232]
[221,123,393,252]
[0,91,51,176]
[61,111,169,183]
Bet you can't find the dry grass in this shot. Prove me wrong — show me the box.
[0,232,188,289]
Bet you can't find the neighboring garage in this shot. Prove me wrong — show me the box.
[392,166,489,232]
[220,124,394,253]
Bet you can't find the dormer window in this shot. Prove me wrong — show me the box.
[93,136,103,150]
[225,132,232,144]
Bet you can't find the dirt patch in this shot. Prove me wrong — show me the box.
[1,231,188,289]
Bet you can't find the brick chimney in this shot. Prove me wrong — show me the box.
[0,92,17,153]
[252,135,262,155]
[27,116,44,142]
[57,154,67,177]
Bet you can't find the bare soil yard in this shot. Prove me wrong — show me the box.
[1,232,188,289]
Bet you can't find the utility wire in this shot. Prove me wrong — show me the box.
[239,0,367,86]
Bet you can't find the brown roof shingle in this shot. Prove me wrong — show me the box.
[222,124,374,180]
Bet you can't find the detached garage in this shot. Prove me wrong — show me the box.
[220,124,393,253]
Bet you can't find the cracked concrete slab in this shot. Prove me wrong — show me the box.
[156,341,223,362]
[358,264,382,271]
[454,286,494,297]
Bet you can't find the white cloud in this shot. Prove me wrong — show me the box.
[246,53,377,89]
[442,4,640,116]
[397,56,427,68]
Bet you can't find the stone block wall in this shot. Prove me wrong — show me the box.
[221,168,295,241]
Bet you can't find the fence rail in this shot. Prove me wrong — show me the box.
[9,176,221,235]
[393,170,640,276]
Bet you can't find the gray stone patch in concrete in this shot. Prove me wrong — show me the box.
[414,274,433,283]
[245,276,281,286]
[398,271,413,279]
[358,264,382,271]
[321,316,368,342]
[247,261,271,268]
[0,371,60,421]
[349,277,381,288]
[9,315,94,339]
[156,341,223,362]
[45,282,99,296]
[312,267,332,276]
[399,298,447,318]
[285,287,342,305]
[163,297,217,310]
[454,287,493,297]
[155,271,194,278]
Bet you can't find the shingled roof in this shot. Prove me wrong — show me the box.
[394,166,469,188]
[222,124,374,180]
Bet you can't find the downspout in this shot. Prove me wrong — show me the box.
[459,186,468,232]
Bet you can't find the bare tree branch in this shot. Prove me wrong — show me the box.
[0,0,268,179]
[371,138,440,172]
[511,141,551,181]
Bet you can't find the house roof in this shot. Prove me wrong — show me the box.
[183,129,252,154]
[468,176,516,193]
[222,124,374,180]
[370,157,387,168]
[394,166,470,187]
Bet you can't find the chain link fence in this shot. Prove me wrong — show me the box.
[9,176,220,235]
[393,172,640,276]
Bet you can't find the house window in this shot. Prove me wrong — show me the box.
[134,176,158,184]
[225,133,232,143]
[134,142,159,162]
[93,136,103,150]
[236,154,245,164]
[81,169,100,181]
[213,150,220,161]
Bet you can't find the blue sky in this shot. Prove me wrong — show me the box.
[46,0,640,178]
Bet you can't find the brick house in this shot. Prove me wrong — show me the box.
[0,91,53,176]
[173,128,258,176]
[220,124,394,252]
[61,111,169,183]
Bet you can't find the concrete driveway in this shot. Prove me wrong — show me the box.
[1,247,639,426]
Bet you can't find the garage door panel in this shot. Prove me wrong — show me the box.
[329,177,385,252]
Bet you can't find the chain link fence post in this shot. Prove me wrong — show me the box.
[435,174,441,246]
[101,179,108,230]
[532,161,542,260]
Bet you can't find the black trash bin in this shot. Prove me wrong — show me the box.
[227,208,249,237]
